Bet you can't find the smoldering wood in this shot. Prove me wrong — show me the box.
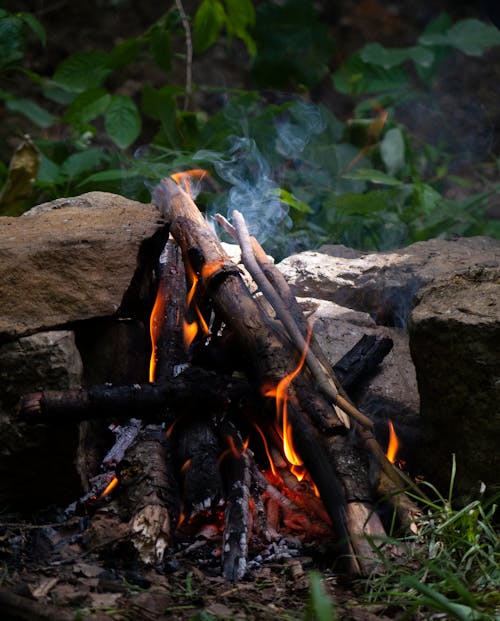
[151,238,189,382]
[18,367,257,424]
[174,418,223,517]
[112,425,179,564]
[218,420,250,582]
[333,334,393,392]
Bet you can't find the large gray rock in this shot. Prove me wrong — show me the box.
[278,237,500,327]
[409,267,500,494]
[0,192,166,342]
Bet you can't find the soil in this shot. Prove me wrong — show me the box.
[1,2,498,620]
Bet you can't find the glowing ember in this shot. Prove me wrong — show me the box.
[386,419,400,464]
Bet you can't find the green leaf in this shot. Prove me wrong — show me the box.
[225,0,256,56]
[60,149,108,180]
[419,18,500,56]
[402,576,483,621]
[333,53,409,97]
[271,188,313,213]
[18,12,46,46]
[193,0,226,54]
[37,154,63,185]
[360,42,434,69]
[380,127,405,175]
[107,37,141,69]
[104,95,141,148]
[333,190,398,216]
[0,15,24,68]
[412,180,442,215]
[253,0,333,89]
[150,28,172,73]
[64,88,112,125]
[77,168,142,186]
[5,97,55,128]
[342,168,403,186]
[52,51,112,93]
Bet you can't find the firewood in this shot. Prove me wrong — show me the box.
[113,425,179,564]
[218,420,251,581]
[153,178,383,574]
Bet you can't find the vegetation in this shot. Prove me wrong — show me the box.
[357,460,499,620]
[1,1,499,256]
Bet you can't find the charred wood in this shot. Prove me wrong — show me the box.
[218,420,250,581]
[113,425,178,564]
[333,334,393,393]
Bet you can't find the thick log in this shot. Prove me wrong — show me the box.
[114,425,178,564]
[18,367,255,424]
[150,238,188,382]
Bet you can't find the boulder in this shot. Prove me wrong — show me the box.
[408,267,500,494]
[278,237,500,327]
[0,330,84,509]
[0,192,167,343]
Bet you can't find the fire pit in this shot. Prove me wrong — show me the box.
[13,175,421,587]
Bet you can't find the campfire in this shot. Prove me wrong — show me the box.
[19,173,422,581]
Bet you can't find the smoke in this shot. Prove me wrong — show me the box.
[195,137,290,245]
[194,100,328,251]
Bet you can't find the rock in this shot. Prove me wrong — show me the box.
[301,298,422,471]
[278,237,500,327]
[0,330,84,510]
[408,267,500,494]
[0,330,83,411]
[0,192,167,343]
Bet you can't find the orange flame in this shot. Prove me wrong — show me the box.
[171,169,208,198]
[149,280,167,382]
[264,329,312,476]
[253,423,277,476]
[98,476,119,499]
[386,419,400,464]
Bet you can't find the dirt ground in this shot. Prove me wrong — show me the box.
[1,2,498,620]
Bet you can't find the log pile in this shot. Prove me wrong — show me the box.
[19,177,422,580]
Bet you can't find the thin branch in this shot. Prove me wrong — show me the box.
[231,210,377,431]
[175,0,192,110]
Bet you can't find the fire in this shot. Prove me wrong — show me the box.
[149,279,167,382]
[98,476,119,499]
[386,419,400,464]
[254,423,277,476]
[171,169,208,197]
[264,329,312,479]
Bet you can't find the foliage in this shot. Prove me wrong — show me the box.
[305,572,336,621]
[0,2,499,254]
[359,460,499,619]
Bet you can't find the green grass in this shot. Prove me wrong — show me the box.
[357,459,499,620]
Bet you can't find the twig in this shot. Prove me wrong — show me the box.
[231,210,377,430]
[175,0,192,110]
